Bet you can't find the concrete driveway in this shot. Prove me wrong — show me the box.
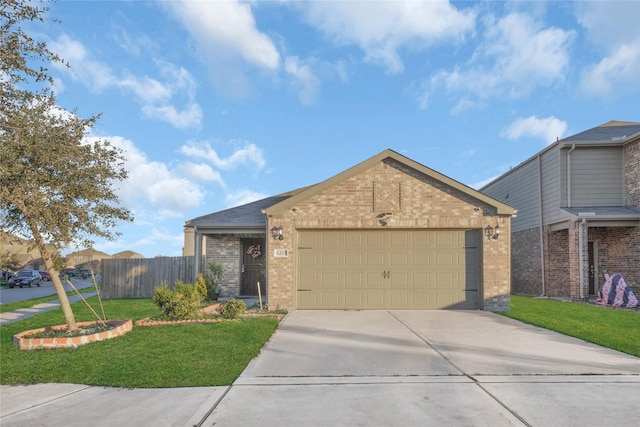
[2,310,639,426]
[203,310,640,427]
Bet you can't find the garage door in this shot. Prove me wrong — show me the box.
[297,230,480,309]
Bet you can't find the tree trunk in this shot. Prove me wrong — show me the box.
[33,234,78,331]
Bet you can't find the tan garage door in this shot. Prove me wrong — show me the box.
[297,230,480,309]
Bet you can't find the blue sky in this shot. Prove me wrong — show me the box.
[30,1,640,258]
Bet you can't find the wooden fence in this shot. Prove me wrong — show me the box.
[100,256,204,299]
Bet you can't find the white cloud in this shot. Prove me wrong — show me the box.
[163,0,280,70]
[429,13,574,103]
[285,56,320,105]
[225,189,269,208]
[180,142,266,171]
[93,136,206,219]
[502,116,567,145]
[142,103,203,129]
[298,0,475,73]
[575,1,640,99]
[180,162,225,187]
[49,34,114,92]
[580,42,640,98]
[50,35,202,129]
[471,174,502,190]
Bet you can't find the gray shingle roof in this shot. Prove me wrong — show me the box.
[561,122,640,144]
[563,206,640,220]
[186,186,311,228]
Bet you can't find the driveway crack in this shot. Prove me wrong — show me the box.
[389,311,532,427]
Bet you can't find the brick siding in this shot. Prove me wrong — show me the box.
[624,139,639,207]
[267,159,512,311]
[511,228,543,295]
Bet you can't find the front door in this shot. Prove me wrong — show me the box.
[241,239,266,296]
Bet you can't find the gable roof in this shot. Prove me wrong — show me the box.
[264,149,515,217]
[185,187,310,229]
[481,120,640,191]
[560,120,640,145]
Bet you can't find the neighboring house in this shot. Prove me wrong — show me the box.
[185,149,516,311]
[0,232,57,270]
[65,248,112,272]
[112,250,144,259]
[481,121,640,299]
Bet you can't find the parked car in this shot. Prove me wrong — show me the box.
[60,268,76,279]
[74,268,91,279]
[8,270,42,288]
[1,269,14,281]
[38,270,52,281]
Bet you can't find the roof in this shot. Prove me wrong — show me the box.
[187,149,515,231]
[185,187,310,229]
[562,206,640,222]
[481,120,640,191]
[112,250,144,259]
[559,121,640,145]
[263,149,515,216]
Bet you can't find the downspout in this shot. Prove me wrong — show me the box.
[193,225,201,278]
[537,154,546,296]
[567,144,576,208]
[578,218,586,299]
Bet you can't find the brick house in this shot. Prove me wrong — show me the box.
[481,121,640,299]
[185,149,515,311]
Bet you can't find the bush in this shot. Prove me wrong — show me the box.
[204,262,223,300]
[194,274,208,301]
[219,299,246,319]
[152,280,205,320]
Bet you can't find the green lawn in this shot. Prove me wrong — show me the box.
[0,297,279,388]
[502,295,640,357]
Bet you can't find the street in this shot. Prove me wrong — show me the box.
[0,278,97,305]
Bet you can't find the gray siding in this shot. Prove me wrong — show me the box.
[541,148,565,225]
[567,147,623,207]
[483,160,540,232]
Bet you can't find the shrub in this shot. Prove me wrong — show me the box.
[194,274,208,301]
[152,280,205,320]
[204,261,223,300]
[219,299,246,319]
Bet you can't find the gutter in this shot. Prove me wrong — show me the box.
[537,154,546,296]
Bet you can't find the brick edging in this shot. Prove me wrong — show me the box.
[13,319,133,350]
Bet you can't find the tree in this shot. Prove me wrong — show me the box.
[0,0,133,331]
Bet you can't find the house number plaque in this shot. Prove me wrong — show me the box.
[274,249,289,258]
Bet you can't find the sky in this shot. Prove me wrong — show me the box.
[26,0,640,258]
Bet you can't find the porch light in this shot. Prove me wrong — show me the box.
[485,224,500,240]
[271,225,284,241]
[484,225,494,240]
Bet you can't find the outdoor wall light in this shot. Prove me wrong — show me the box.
[271,225,284,240]
[485,224,501,240]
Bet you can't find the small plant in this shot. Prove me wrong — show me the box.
[152,280,205,320]
[219,299,247,319]
[204,261,223,300]
[194,274,208,301]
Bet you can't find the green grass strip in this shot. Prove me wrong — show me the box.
[501,295,640,357]
[0,297,279,387]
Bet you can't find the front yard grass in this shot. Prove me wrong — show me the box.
[501,295,640,357]
[0,297,279,388]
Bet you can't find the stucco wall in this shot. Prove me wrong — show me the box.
[266,159,512,311]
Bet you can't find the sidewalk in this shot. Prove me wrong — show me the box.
[0,292,97,325]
